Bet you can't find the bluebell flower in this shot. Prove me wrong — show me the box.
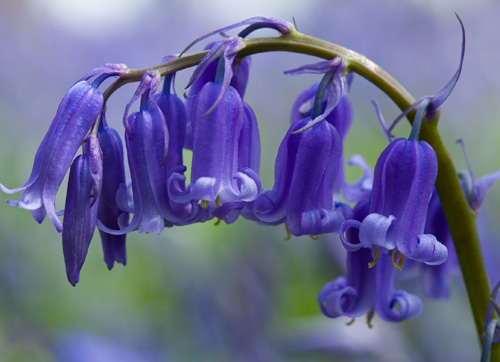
[319,201,423,324]
[341,136,447,266]
[210,100,261,224]
[98,71,198,235]
[168,80,261,209]
[96,115,128,270]
[155,73,205,223]
[251,115,347,236]
[251,58,353,236]
[340,19,467,268]
[289,77,372,203]
[0,64,126,232]
[62,134,103,286]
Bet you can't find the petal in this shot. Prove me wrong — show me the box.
[403,233,448,265]
[472,169,500,210]
[341,154,373,203]
[238,103,261,173]
[318,277,358,318]
[96,117,128,270]
[286,120,343,236]
[285,57,344,76]
[290,83,317,125]
[358,213,397,251]
[212,202,244,224]
[62,135,103,286]
[374,253,422,322]
[2,81,103,232]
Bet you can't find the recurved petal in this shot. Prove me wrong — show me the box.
[402,234,448,265]
[318,277,358,318]
[358,213,397,251]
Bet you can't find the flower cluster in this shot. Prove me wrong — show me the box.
[0,17,495,332]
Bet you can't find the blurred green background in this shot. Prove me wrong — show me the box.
[1,0,499,361]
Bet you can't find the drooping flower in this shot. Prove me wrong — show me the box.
[98,71,198,235]
[62,134,103,286]
[340,18,467,267]
[341,135,447,265]
[319,201,423,324]
[251,113,348,236]
[250,58,352,236]
[289,77,371,203]
[210,100,262,224]
[96,115,128,270]
[0,65,127,232]
[168,80,261,209]
[1,81,102,231]
[154,72,204,224]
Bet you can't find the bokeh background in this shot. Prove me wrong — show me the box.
[1,0,499,361]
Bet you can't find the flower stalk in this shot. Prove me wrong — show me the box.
[4,17,495,356]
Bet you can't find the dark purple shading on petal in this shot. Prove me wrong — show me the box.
[62,135,103,286]
[96,116,128,270]
[1,81,103,232]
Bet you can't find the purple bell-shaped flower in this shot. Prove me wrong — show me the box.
[0,64,126,232]
[168,79,261,208]
[319,201,423,324]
